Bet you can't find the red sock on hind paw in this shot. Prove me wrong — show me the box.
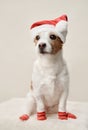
[37,112,47,120]
[19,114,29,121]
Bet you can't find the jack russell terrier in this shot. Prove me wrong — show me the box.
[20,15,76,121]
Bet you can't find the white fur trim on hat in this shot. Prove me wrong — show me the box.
[31,24,55,39]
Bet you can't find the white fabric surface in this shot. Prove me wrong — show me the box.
[0,98,88,130]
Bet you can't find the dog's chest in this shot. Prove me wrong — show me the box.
[39,72,62,107]
[32,61,63,103]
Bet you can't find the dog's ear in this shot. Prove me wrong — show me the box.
[55,20,68,43]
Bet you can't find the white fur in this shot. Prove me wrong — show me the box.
[23,30,69,115]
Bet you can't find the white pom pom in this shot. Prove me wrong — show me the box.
[55,20,68,43]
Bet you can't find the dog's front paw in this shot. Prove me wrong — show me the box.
[19,114,29,121]
[58,112,68,120]
[58,112,77,120]
[37,112,47,120]
[67,113,77,119]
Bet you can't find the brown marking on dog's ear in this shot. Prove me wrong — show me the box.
[29,81,33,91]
[50,34,63,54]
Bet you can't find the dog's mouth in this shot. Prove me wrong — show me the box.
[39,51,49,54]
[39,49,49,54]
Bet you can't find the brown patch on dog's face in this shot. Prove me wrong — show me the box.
[34,35,40,45]
[49,33,63,54]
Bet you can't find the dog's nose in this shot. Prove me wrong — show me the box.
[38,43,46,49]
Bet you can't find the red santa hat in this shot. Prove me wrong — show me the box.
[30,15,68,43]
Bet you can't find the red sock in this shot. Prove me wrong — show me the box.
[19,114,29,121]
[67,112,77,119]
[58,112,77,120]
[37,112,47,120]
[58,112,68,120]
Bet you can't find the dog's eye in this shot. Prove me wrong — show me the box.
[50,34,56,40]
[35,35,40,40]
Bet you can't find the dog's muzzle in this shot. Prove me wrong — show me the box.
[38,43,46,54]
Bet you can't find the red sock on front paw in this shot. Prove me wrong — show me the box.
[67,113,77,119]
[37,112,47,120]
[58,112,77,120]
[19,114,29,121]
[58,112,68,120]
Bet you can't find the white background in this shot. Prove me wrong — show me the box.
[0,0,88,102]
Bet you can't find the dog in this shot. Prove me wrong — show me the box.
[19,15,76,121]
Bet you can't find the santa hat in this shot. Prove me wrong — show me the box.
[30,15,68,43]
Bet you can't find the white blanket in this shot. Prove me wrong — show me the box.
[0,98,88,130]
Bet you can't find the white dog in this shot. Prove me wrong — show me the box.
[20,15,76,121]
